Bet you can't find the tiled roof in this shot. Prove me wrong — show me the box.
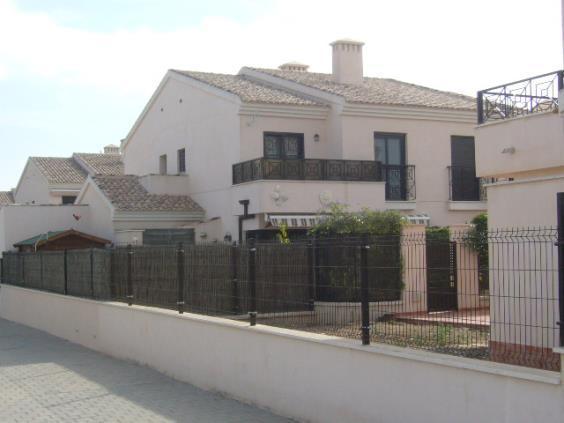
[74,153,124,176]
[171,70,322,106]
[244,68,476,111]
[30,157,87,185]
[92,175,204,214]
[0,191,14,207]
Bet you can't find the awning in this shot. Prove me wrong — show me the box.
[403,213,430,226]
[266,214,324,228]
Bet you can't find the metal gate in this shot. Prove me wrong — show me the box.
[557,192,564,346]
[426,240,457,312]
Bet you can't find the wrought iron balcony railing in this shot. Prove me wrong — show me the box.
[381,164,416,201]
[232,158,382,184]
[477,70,563,124]
[448,166,496,201]
[232,158,416,201]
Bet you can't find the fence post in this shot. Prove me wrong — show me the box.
[231,241,240,314]
[248,238,257,326]
[63,249,68,295]
[360,235,370,345]
[557,192,564,346]
[90,249,95,298]
[39,251,43,290]
[126,244,134,306]
[307,239,315,311]
[177,242,185,314]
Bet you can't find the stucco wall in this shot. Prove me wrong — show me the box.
[487,176,564,228]
[0,204,91,255]
[0,284,562,423]
[475,112,564,178]
[341,115,480,226]
[78,183,115,242]
[239,114,328,161]
[14,160,52,205]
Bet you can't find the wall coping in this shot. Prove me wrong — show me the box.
[1,283,560,386]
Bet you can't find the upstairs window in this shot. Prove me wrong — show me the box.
[178,148,186,173]
[159,154,167,175]
[62,196,76,205]
[263,132,304,160]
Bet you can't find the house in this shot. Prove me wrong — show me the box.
[473,2,564,368]
[14,146,123,205]
[13,229,111,253]
[122,39,488,243]
[0,146,123,255]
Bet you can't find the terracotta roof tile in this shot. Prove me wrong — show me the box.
[92,175,204,214]
[74,153,124,176]
[0,191,14,207]
[171,70,322,106]
[244,68,476,111]
[30,157,87,185]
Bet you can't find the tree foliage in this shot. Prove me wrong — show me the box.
[466,213,488,263]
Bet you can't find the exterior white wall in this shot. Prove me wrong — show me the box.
[1,284,562,423]
[0,205,91,255]
[487,177,564,228]
[78,183,115,241]
[14,161,52,205]
[239,114,328,161]
[231,180,387,216]
[475,112,564,178]
[341,115,481,226]
[123,75,239,241]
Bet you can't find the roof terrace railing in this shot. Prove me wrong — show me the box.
[477,70,563,124]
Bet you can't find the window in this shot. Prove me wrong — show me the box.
[159,154,167,175]
[263,132,304,159]
[177,148,186,173]
[62,196,76,205]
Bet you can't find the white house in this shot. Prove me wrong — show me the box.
[122,39,488,243]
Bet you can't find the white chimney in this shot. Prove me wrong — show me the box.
[278,62,309,72]
[103,144,120,155]
[330,39,364,85]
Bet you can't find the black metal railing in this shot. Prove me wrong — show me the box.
[232,158,382,184]
[2,228,561,371]
[233,158,416,201]
[477,70,563,124]
[448,166,495,201]
[381,164,416,201]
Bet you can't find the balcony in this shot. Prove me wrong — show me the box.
[475,70,564,178]
[477,70,563,124]
[448,166,495,205]
[232,158,415,201]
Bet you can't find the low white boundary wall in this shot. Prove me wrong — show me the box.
[1,284,563,423]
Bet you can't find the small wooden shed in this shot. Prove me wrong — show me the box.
[14,229,111,253]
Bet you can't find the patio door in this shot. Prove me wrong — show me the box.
[451,136,479,201]
[374,133,406,200]
[427,241,458,312]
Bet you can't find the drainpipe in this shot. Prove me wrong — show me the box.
[238,199,255,244]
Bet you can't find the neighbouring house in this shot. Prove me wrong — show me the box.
[13,229,111,253]
[0,146,123,255]
[473,1,564,368]
[75,175,205,245]
[122,39,488,243]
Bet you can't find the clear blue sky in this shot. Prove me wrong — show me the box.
[0,0,562,191]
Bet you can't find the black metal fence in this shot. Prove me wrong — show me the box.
[1,227,561,371]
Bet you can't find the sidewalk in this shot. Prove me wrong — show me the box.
[0,318,293,422]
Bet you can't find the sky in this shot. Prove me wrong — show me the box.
[0,0,562,191]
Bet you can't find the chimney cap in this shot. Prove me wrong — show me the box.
[278,62,309,72]
[330,38,365,46]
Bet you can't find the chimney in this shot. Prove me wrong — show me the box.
[278,62,309,72]
[330,39,364,84]
[103,144,120,155]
